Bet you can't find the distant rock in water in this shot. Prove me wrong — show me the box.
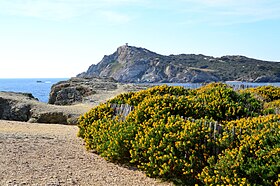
[77,45,280,83]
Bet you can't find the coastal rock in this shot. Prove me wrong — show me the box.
[28,111,68,124]
[77,45,280,83]
[48,77,117,105]
[0,99,31,121]
[0,93,34,121]
[0,91,91,124]
[48,77,152,105]
[49,86,91,105]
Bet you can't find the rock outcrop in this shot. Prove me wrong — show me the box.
[0,91,92,124]
[49,77,118,105]
[0,96,32,121]
[48,77,152,105]
[77,45,280,83]
[49,78,117,105]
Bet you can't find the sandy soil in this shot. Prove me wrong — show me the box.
[0,120,173,186]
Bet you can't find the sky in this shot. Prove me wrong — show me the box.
[0,0,280,78]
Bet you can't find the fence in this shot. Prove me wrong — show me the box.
[110,103,134,120]
[165,82,267,91]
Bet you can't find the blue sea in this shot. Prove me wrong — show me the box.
[0,78,68,103]
[0,79,279,103]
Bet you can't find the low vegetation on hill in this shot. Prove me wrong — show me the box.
[78,83,280,185]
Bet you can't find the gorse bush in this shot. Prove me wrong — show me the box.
[199,114,280,186]
[241,85,280,102]
[109,84,190,106]
[130,116,217,184]
[264,99,280,114]
[78,103,113,139]
[77,83,280,185]
[193,83,262,121]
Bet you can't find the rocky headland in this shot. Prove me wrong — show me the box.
[78,44,280,83]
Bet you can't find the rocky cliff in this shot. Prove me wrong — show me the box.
[77,45,280,83]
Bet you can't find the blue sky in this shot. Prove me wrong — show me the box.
[0,0,280,78]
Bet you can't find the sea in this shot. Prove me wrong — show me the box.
[0,78,279,103]
[0,78,68,103]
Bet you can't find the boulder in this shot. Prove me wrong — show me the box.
[0,93,33,121]
[28,111,68,124]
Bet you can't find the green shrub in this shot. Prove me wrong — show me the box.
[241,85,280,102]
[192,83,262,121]
[263,99,280,114]
[109,84,190,106]
[130,116,215,185]
[84,118,137,162]
[77,83,279,185]
[199,114,280,186]
[77,103,113,139]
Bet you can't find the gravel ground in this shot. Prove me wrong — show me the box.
[0,120,173,186]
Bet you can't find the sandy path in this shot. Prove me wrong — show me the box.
[0,120,173,186]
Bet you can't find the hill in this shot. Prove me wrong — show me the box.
[77,44,280,83]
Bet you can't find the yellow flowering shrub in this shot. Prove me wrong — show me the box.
[109,84,191,106]
[77,83,279,185]
[241,85,280,102]
[199,114,280,185]
[192,83,262,121]
[130,115,215,185]
[77,103,113,139]
[84,118,137,162]
[264,99,280,114]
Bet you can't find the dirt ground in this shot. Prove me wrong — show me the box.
[0,120,173,186]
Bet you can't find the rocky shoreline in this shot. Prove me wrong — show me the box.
[0,77,152,124]
[0,91,92,124]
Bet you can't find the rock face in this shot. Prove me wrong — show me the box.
[77,45,280,83]
[0,97,31,121]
